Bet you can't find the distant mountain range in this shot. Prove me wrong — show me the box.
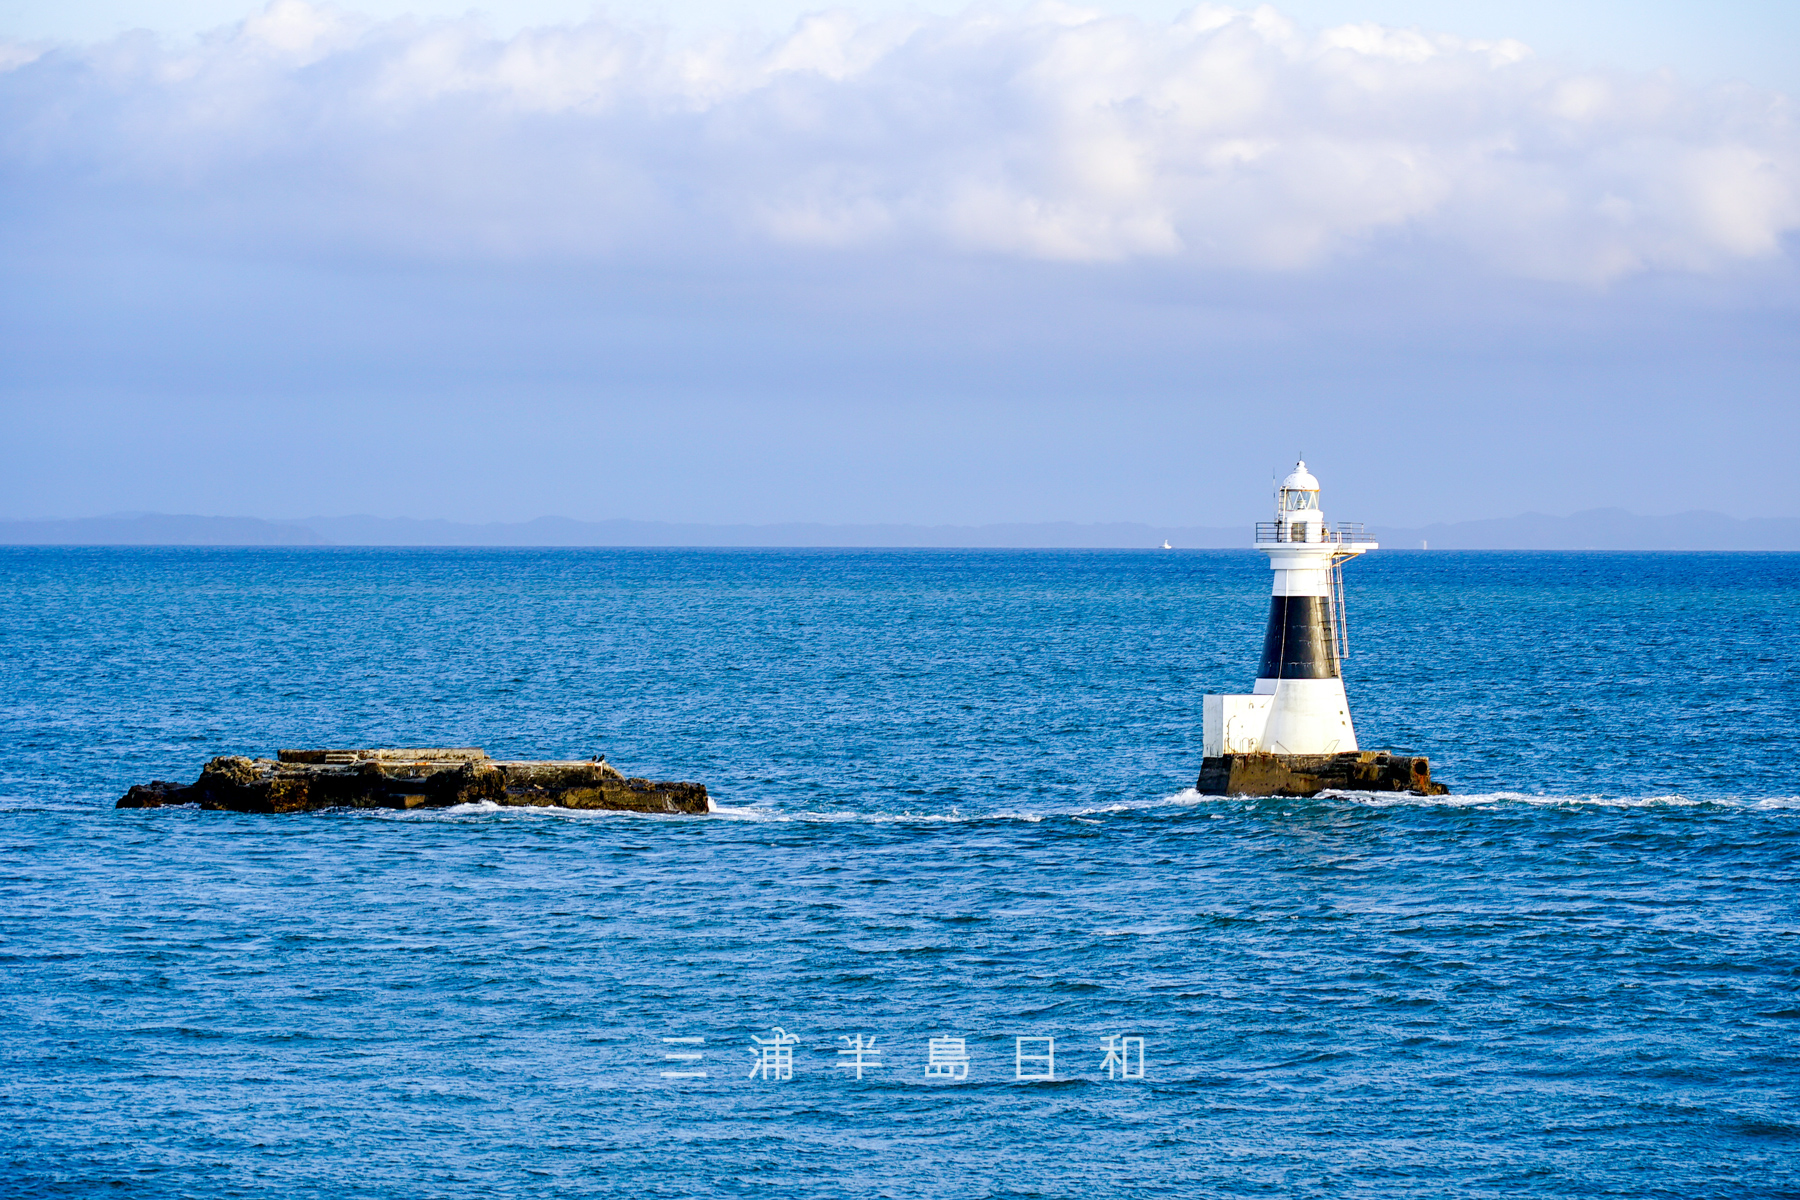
[2,509,1796,550]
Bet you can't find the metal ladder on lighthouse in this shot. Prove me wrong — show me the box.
[1328,552,1351,669]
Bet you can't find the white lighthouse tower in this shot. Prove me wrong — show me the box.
[1203,460,1379,757]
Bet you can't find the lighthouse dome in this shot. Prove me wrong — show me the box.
[1276,459,1325,530]
[1281,461,1320,491]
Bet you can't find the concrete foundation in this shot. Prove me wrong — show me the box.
[118,748,710,814]
[1196,751,1448,798]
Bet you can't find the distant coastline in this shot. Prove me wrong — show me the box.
[2,510,1797,551]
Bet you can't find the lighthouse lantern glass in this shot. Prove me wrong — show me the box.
[1287,491,1318,511]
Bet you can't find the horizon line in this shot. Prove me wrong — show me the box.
[2,509,1798,551]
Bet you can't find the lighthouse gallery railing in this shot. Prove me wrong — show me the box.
[1254,521,1370,545]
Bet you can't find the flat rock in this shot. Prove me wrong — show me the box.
[118,748,710,814]
[1196,752,1448,798]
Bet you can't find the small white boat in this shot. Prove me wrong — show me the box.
[1161,539,1172,550]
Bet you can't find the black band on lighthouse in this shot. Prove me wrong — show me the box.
[1257,595,1340,680]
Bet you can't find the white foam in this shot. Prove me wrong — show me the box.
[1315,789,1800,810]
[707,803,983,824]
[380,799,697,821]
[355,787,1800,824]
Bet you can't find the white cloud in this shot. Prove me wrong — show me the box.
[1,0,1794,280]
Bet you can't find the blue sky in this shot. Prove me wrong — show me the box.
[0,0,1795,525]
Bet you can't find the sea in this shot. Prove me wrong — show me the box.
[1,547,1796,1198]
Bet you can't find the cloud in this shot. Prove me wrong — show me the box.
[1,0,1795,281]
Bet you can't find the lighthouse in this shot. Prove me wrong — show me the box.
[1198,460,1448,796]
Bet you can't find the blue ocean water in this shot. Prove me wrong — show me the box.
[1,547,1796,1198]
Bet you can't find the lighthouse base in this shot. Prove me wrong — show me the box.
[1196,752,1448,798]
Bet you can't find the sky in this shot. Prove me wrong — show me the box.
[0,0,1795,526]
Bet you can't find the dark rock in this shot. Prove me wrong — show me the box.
[117,780,197,808]
[117,748,710,815]
[1196,752,1448,798]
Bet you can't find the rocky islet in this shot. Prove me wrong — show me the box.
[117,748,710,814]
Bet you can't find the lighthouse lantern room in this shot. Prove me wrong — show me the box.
[1202,460,1379,758]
